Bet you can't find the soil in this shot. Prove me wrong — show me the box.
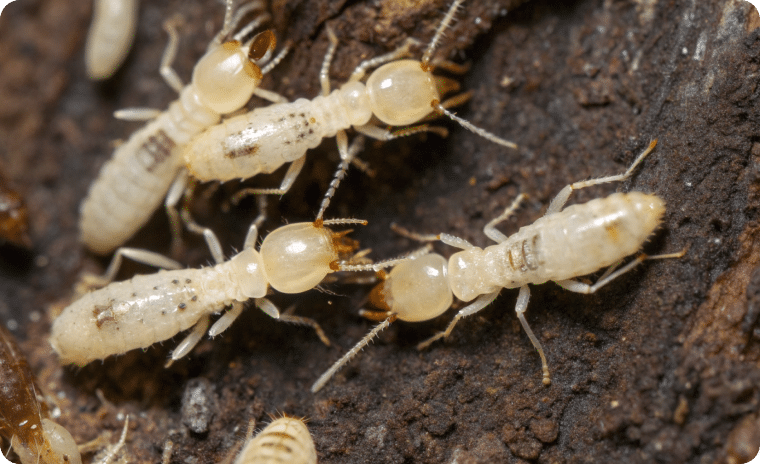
[1,0,759,463]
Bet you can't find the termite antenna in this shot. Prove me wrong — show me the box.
[421,0,466,68]
[311,316,396,392]
[261,41,291,75]
[316,136,366,221]
[338,254,413,272]
[97,415,130,464]
[435,104,518,149]
[320,218,368,226]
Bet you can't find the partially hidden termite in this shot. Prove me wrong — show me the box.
[85,0,139,80]
[312,140,687,392]
[0,323,131,463]
[232,416,317,464]
[53,203,405,366]
[0,323,81,464]
[80,0,287,255]
[182,0,516,199]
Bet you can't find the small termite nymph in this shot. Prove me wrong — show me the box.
[80,0,288,255]
[183,0,516,200]
[53,205,404,365]
[85,0,139,80]
[233,416,317,464]
[312,139,687,392]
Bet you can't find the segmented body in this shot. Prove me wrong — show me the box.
[448,192,663,301]
[50,249,263,365]
[80,86,220,254]
[234,417,316,464]
[186,84,369,182]
[85,0,139,79]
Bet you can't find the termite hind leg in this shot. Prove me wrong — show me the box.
[555,247,686,295]
[160,15,185,93]
[231,156,306,197]
[545,139,658,216]
[167,315,211,365]
[483,193,528,243]
[416,290,499,350]
[79,247,183,292]
[514,285,551,386]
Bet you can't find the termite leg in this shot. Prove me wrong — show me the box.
[416,290,499,350]
[160,15,185,93]
[483,193,528,243]
[546,139,658,216]
[513,285,551,386]
[165,168,190,259]
[80,248,182,291]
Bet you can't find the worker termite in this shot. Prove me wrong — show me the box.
[182,0,516,198]
[85,0,139,80]
[79,0,287,255]
[312,140,686,392]
[53,205,405,365]
[232,416,317,464]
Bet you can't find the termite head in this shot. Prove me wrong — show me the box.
[259,222,343,294]
[192,31,274,114]
[365,59,439,126]
[368,253,452,322]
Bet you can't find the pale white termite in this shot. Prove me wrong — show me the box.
[79,0,288,255]
[312,140,686,392]
[52,209,405,366]
[233,416,317,464]
[85,0,139,80]
[183,0,516,200]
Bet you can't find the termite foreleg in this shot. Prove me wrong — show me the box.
[416,290,499,351]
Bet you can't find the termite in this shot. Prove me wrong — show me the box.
[79,0,288,255]
[53,203,404,365]
[0,323,81,464]
[233,416,316,464]
[312,140,686,392]
[182,0,516,198]
[85,0,139,80]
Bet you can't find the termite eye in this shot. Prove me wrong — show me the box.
[249,29,276,61]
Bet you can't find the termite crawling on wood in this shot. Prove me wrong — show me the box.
[312,140,687,392]
[182,0,516,198]
[79,0,288,255]
[54,197,406,366]
[85,0,139,80]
